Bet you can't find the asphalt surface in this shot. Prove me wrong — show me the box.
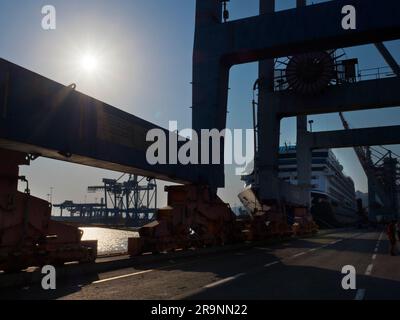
[1,229,399,300]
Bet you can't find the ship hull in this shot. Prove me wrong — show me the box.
[311,192,359,228]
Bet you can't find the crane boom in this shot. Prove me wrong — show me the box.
[338,112,391,207]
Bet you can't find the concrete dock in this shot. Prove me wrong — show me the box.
[1,229,399,300]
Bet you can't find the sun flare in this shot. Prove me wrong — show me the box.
[80,53,99,73]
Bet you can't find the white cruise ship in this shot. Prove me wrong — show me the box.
[242,146,358,227]
[277,146,357,227]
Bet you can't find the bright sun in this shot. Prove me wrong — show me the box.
[80,53,99,73]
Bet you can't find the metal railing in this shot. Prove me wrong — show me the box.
[357,66,395,81]
[273,65,396,92]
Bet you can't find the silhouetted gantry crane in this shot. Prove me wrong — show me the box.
[339,112,399,221]
[54,175,157,227]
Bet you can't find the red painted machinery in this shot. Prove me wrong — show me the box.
[291,207,319,237]
[237,206,293,242]
[238,188,317,241]
[0,149,97,272]
[128,185,240,255]
[128,184,318,255]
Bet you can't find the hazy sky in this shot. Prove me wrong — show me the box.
[0,0,399,209]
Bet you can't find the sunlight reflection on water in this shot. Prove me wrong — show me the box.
[80,227,139,255]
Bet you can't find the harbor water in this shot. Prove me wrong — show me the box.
[80,227,139,255]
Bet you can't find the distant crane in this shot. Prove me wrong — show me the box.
[339,112,400,221]
[54,174,157,227]
[87,174,157,224]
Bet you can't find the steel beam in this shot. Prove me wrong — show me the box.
[222,0,400,65]
[269,77,400,118]
[295,0,312,207]
[256,0,281,202]
[308,126,400,149]
[0,58,199,184]
[375,42,400,77]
